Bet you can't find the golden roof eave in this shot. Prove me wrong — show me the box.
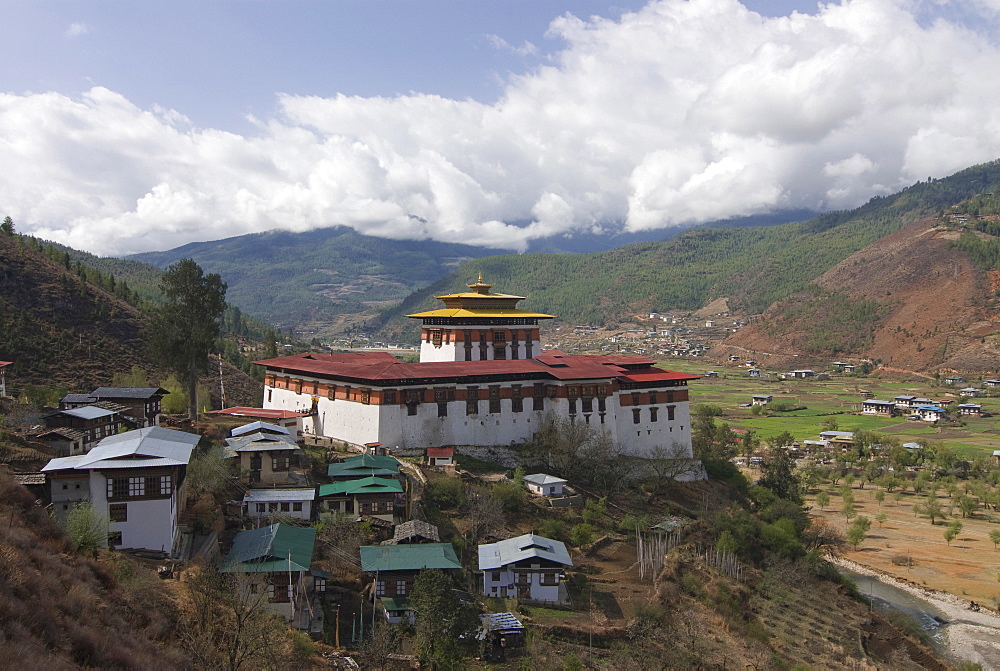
[433,291,526,301]
[406,308,554,319]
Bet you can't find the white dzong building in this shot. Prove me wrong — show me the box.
[256,277,698,459]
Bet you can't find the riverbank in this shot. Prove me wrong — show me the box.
[829,556,1000,668]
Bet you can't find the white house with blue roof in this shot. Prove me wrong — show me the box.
[42,426,200,555]
[478,533,573,603]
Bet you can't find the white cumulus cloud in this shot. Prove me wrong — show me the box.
[4,0,1000,256]
[65,22,90,37]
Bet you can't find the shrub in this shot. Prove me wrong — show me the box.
[569,523,595,547]
[492,480,526,514]
[537,518,568,541]
[424,477,465,509]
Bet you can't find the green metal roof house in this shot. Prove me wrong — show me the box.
[327,453,400,480]
[223,523,317,573]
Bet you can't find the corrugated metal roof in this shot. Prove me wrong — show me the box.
[43,427,199,471]
[319,477,403,497]
[90,387,168,399]
[223,523,316,573]
[62,406,117,420]
[478,533,573,570]
[226,432,299,452]
[359,543,460,572]
[61,393,97,404]
[210,407,310,419]
[231,421,290,437]
[328,454,400,478]
[523,473,566,486]
[243,488,316,503]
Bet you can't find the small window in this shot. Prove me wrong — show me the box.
[650,407,659,422]
[108,531,123,546]
[281,502,291,512]
[438,402,448,418]
[633,408,641,424]
[396,580,408,595]
[667,405,675,421]
[384,389,397,404]
[109,503,127,522]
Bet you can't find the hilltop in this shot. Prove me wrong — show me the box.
[373,160,1000,341]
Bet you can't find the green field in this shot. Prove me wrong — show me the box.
[661,361,1000,458]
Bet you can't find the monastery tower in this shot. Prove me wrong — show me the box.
[407,274,553,363]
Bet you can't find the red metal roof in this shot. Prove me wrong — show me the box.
[426,447,454,457]
[0,361,12,368]
[256,351,695,385]
[619,370,700,383]
[210,407,309,419]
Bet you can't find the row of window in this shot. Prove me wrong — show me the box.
[107,475,172,500]
[375,580,410,596]
[254,502,305,513]
[632,406,676,423]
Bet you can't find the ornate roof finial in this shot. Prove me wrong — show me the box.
[467,272,492,294]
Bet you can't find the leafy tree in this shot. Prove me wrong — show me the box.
[874,489,885,506]
[875,512,888,527]
[821,415,839,432]
[758,447,801,503]
[410,569,479,668]
[148,259,227,421]
[944,520,963,546]
[989,529,1000,550]
[63,502,108,557]
[0,216,13,235]
[956,494,978,519]
[847,516,871,549]
[815,490,830,510]
[916,493,944,525]
[490,480,526,514]
[841,497,856,520]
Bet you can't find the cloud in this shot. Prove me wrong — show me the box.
[486,34,538,56]
[5,0,1000,256]
[65,22,90,37]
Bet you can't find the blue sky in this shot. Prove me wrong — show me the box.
[3,0,1000,255]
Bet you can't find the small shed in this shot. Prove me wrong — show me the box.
[426,447,454,467]
[243,488,316,521]
[523,474,567,497]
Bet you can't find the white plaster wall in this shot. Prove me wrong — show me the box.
[611,389,693,459]
[419,341,459,362]
[112,497,176,552]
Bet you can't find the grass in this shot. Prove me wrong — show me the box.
[454,453,507,474]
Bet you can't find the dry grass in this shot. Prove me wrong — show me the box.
[809,485,1000,603]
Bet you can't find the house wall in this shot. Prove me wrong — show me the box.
[50,474,90,524]
[91,469,180,554]
[238,449,296,486]
[481,567,561,602]
[418,324,543,363]
[246,500,313,521]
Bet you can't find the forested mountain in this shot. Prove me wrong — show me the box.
[373,160,1000,339]
[127,226,509,336]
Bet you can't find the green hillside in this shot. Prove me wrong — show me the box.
[127,226,507,332]
[376,159,1000,337]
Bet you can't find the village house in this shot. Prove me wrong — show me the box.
[359,543,462,624]
[861,399,896,416]
[317,476,404,523]
[747,368,762,377]
[914,405,947,422]
[43,405,124,453]
[33,427,86,455]
[478,533,573,603]
[819,431,855,449]
[751,394,772,406]
[944,376,965,385]
[789,370,815,379]
[893,395,916,409]
[984,379,1000,388]
[425,447,455,467]
[231,421,291,438]
[222,523,324,633]
[226,430,304,486]
[242,488,316,522]
[960,387,982,398]
[255,277,700,464]
[523,473,567,497]
[957,403,983,416]
[42,426,199,555]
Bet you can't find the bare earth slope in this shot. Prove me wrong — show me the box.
[715,218,1000,375]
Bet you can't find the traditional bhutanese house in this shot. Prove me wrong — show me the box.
[359,543,462,624]
[425,447,455,467]
[523,473,567,498]
[819,431,855,448]
[957,403,983,416]
[317,476,404,523]
[243,488,316,522]
[43,405,124,453]
[42,427,199,555]
[383,520,441,545]
[210,406,309,435]
[32,427,86,455]
[960,387,982,398]
[790,370,815,378]
[944,376,965,385]
[226,431,303,486]
[893,395,916,409]
[751,394,772,406]
[87,387,169,427]
[478,533,573,603]
[861,400,895,416]
[222,523,323,632]
[747,368,762,377]
[903,442,924,452]
[327,453,401,481]
[915,405,947,422]
[255,278,700,464]
[985,379,1000,388]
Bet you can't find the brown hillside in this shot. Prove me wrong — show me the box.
[714,218,1000,375]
